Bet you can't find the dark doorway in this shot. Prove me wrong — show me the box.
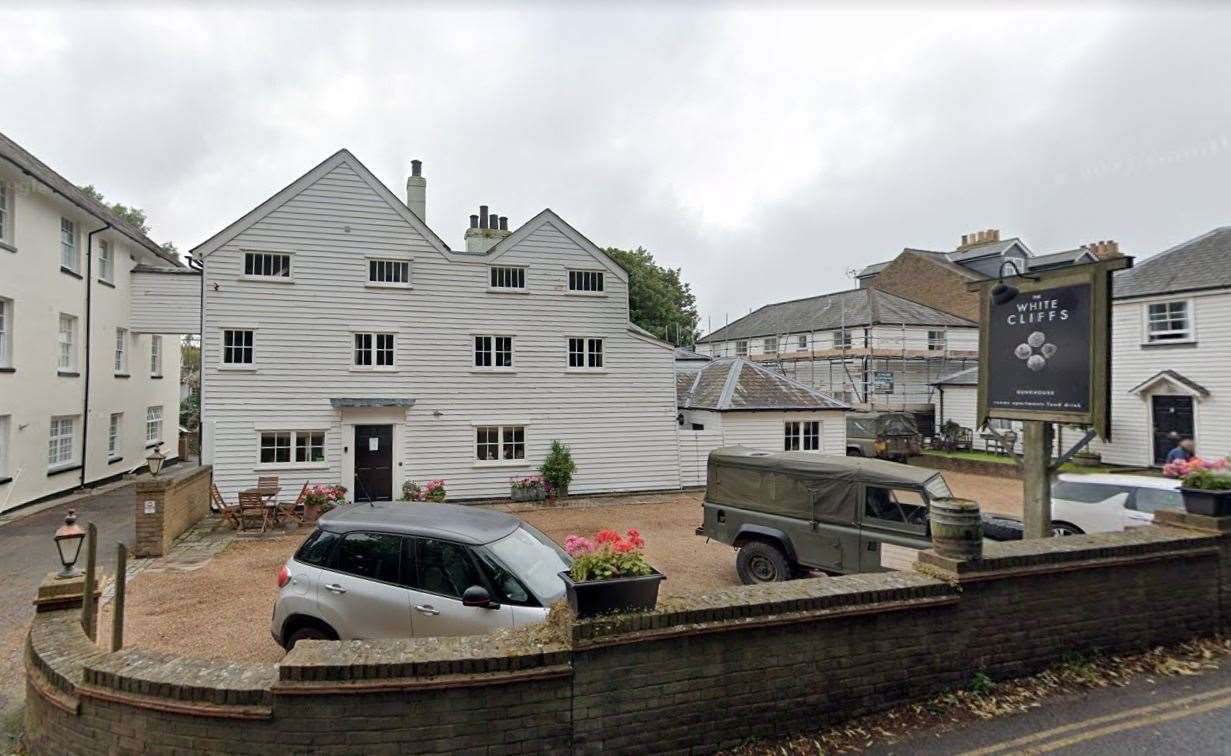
[1152,395,1194,465]
[354,425,393,501]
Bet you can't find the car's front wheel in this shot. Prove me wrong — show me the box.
[736,541,792,584]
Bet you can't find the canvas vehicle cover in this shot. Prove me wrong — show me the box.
[705,447,940,523]
[847,412,918,438]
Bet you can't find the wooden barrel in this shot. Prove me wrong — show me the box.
[930,497,982,560]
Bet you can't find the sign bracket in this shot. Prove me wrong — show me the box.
[1049,428,1098,473]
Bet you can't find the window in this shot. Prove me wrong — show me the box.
[354,333,395,368]
[413,538,481,598]
[368,259,410,286]
[863,486,928,532]
[927,330,946,351]
[145,406,163,445]
[490,266,526,290]
[114,328,128,374]
[107,413,122,459]
[568,269,604,293]
[763,336,778,354]
[475,425,525,463]
[0,415,9,478]
[57,314,77,372]
[336,533,403,583]
[474,336,513,369]
[797,335,808,351]
[260,430,326,465]
[222,329,254,365]
[567,337,603,369]
[1130,487,1184,513]
[0,298,10,368]
[0,181,10,244]
[784,420,821,452]
[833,330,852,349]
[98,240,114,283]
[243,251,291,278]
[150,335,162,377]
[1051,480,1132,504]
[60,218,79,272]
[1146,301,1192,343]
[295,529,341,566]
[48,416,75,467]
[735,340,748,357]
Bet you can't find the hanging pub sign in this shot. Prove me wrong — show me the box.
[973,257,1131,439]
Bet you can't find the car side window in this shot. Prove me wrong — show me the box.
[864,486,928,531]
[296,529,341,566]
[474,549,533,606]
[1130,488,1184,513]
[412,538,483,599]
[1052,481,1131,503]
[334,532,403,584]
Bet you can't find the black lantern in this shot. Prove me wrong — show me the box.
[990,260,1040,305]
[146,444,166,477]
[54,509,86,579]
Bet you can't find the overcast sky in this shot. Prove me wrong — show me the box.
[4,3,1230,334]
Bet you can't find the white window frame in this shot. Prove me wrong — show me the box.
[567,337,604,371]
[114,327,129,375]
[0,415,10,479]
[48,415,76,469]
[98,239,114,283]
[220,328,255,368]
[489,266,527,292]
[353,332,397,370]
[0,297,11,369]
[474,424,527,466]
[784,420,822,452]
[145,406,163,447]
[833,330,852,349]
[797,334,808,351]
[1143,299,1195,344]
[0,180,14,248]
[108,412,123,460]
[567,269,605,294]
[735,339,749,357]
[256,429,328,469]
[763,336,779,354]
[473,335,514,370]
[150,335,162,377]
[927,330,946,352]
[60,218,79,272]
[57,314,78,373]
[366,257,412,289]
[241,250,293,281]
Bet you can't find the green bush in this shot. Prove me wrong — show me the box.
[1183,469,1231,491]
[540,440,576,493]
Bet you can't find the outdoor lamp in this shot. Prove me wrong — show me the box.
[990,260,1040,305]
[54,509,86,579]
[146,444,166,477]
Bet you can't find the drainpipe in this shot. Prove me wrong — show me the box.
[81,224,112,489]
[188,254,205,460]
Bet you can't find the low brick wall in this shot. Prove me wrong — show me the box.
[910,452,1021,479]
[24,515,1230,755]
[133,465,212,558]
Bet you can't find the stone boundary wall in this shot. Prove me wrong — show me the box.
[133,465,212,558]
[25,515,1231,755]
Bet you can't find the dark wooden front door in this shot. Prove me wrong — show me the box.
[1152,395,1194,465]
[354,425,393,501]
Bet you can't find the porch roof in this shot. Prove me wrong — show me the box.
[1127,370,1209,398]
[329,398,416,409]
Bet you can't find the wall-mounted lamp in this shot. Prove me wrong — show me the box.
[990,260,1040,305]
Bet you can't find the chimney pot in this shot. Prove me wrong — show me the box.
[487,210,497,229]
[469,214,479,229]
[411,159,422,178]
[405,160,426,221]
[479,205,489,229]
[499,216,508,231]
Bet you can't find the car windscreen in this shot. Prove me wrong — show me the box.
[880,415,917,435]
[485,526,571,604]
[924,475,952,500]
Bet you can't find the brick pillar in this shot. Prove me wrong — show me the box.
[134,477,170,558]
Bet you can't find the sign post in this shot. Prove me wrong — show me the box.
[971,257,1131,538]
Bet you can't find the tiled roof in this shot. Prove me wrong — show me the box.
[931,366,978,386]
[673,347,711,362]
[1114,226,1231,299]
[677,357,849,411]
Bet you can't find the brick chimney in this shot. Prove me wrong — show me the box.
[1082,240,1121,260]
[957,228,1001,250]
[464,205,511,253]
[405,160,426,221]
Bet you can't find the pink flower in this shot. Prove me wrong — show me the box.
[564,535,595,556]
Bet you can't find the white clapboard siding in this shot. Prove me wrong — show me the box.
[129,270,201,333]
[677,426,726,487]
[201,158,681,500]
[715,411,847,455]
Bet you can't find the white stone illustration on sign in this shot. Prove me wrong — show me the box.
[1016,330,1057,372]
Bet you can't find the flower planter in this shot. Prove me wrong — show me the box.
[558,570,664,618]
[511,484,546,503]
[302,503,323,523]
[1181,488,1231,517]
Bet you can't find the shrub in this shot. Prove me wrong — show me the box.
[1183,468,1231,491]
[402,479,447,502]
[303,484,348,513]
[563,529,652,582]
[540,440,576,494]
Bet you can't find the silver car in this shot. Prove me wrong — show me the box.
[271,501,570,649]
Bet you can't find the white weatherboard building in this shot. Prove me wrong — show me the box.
[0,131,184,512]
[181,151,681,501]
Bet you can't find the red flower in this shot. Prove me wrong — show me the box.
[613,541,635,553]
[595,529,620,545]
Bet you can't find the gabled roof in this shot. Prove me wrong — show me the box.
[931,366,978,387]
[947,238,1028,263]
[697,287,975,343]
[1029,248,1096,270]
[677,357,849,412]
[1128,370,1209,398]
[0,129,181,267]
[1114,226,1231,299]
[484,208,628,284]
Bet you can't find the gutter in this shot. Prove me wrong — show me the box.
[81,224,112,489]
[188,254,204,460]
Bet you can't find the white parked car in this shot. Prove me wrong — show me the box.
[1049,473,1182,535]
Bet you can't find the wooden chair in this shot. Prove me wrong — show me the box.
[237,490,269,533]
[257,475,280,502]
[210,484,241,529]
[276,482,309,525]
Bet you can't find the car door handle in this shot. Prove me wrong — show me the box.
[324,583,347,594]
[414,604,440,616]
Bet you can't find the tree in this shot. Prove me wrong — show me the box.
[604,246,700,346]
[78,184,151,234]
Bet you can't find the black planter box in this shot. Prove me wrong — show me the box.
[1181,488,1231,517]
[559,570,665,618]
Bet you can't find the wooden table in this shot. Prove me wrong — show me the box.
[239,487,281,532]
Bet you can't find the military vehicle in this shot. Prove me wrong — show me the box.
[845,411,922,461]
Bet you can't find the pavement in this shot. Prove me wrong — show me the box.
[870,660,1231,755]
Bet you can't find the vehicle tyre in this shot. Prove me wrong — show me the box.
[736,541,792,584]
[846,448,864,457]
[981,515,1024,542]
[1051,521,1084,537]
[286,622,334,650]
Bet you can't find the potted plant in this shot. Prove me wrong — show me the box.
[1173,459,1231,516]
[401,479,447,502]
[510,474,548,502]
[540,440,576,499]
[558,528,664,617]
[302,484,347,523]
